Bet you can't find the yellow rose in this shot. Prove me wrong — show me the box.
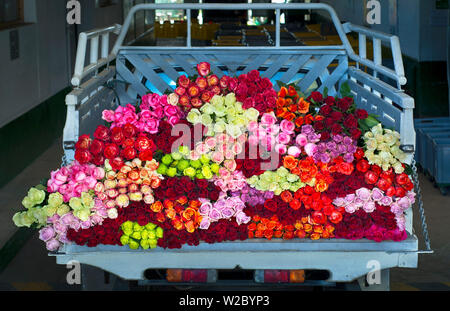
[243,107,259,121]
[81,192,94,209]
[224,93,236,106]
[371,123,383,136]
[375,134,384,144]
[365,138,378,151]
[210,94,224,107]
[364,131,374,139]
[393,162,405,174]
[43,204,58,217]
[74,208,90,222]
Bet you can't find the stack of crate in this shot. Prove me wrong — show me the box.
[414,118,450,194]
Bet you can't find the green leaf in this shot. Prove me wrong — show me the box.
[404,164,413,176]
[323,87,329,98]
[339,82,352,98]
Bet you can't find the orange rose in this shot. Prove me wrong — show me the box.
[280,190,293,203]
[294,221,303,230]
[286,98,293,106]
[295,116,304,128]
[185,220,196,233]
[288,104,297,112]
[284,225,295,232]
[304,114,314,124]
[248,223,257,231]
[150,178,161,188]
[182,207,196,221]
[264,229,274,240]
[322,231,330,239]
[254,230,264,238]
[284,112,296,121]
[253,215,261,222]
[176,196,188,205]
[267,221,277,230]
[165,208,177,220]
[291,167,301,176]
[289,199,301,210]
[304,224,313,233]
[295,229,306,238]
[283,155,298,170]
[314,180,329,193]
[276,107,287,118]
[146,161,158,170]
[274,230,283,238]
[128,169,140,181]
[257,223,266,231]
[156,212,165,223]
[288,85,297,97]
[325,224,335,233]
[277,97,286,107]
[151,201,163,213]
[278,87,288,98]
[189,199,201,208]
[310,233,321,240]
[313,225,324,234]
[248,231,255,239]
[283,231,294,240]
[163,199,174,209]
[297,98,310,114]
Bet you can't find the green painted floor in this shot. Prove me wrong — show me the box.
[0,139,449,291]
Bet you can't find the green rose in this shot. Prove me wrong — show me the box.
[161,154,173,166]
[21,196,35,210]
[145,223,157,230]
[74,208,90,222]
[210,95,224,107]
[128,240,140,250]
[200,103,214,115]
[178,145,190,156]
[133,223,143,232]
[43,205,58,217]
[140,239,150,250]
[157,163,168,175]
[156,227,164,239]
[120,235,129,246]
[166,167,178,177]
[286,173,299,183]
[201,114,213,126]
[149,239,158,249]
[171,152,183,161]
[69,197,83,211]
[183,167,196,178]
[177,159,190,171]
[81,192,94,209]
[57,204,70,216]
[186,109,202,124]
[224,93,236,106]
[48,192,63,208]
[131,231,141,240]
[190,159,202,169]
[243,107,259,121]
[210,163,220,174]
[28,188,46,205]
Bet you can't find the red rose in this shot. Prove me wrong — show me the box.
[364,171,379,185]
[354,147,365,160]
[110,157,124,171]
[309,91,323,103]
[330,211,343,224]
[350,128,362,140]
[123,123,138,138]
[103,143,119,159]
[207,74,219,87]
[209,85,221,95]
[75,134,92,150]
[319,105,332,116]
[355,109,368,119]
[371,165,382,175]
[320,131,330,141]
[197,62,211,76]
[395,187,406,197]
[75,149,92,164]
[110,127,125,144]
[395,173,409,186]
[190,97,202,108]
[337,97,353,111]
[177,75,190,88]
[188,84,201,97]
[92,153,105,166]
[324,96,335,105]
[89,139,104,155]
[312,211,326,224]
[200,90,213,102]
[343,114,358,129]
[264,199,278,212]
[313,120,325,131]
[376,178,391,191]
[219,76,229,89]
[356,159,370,172]
[404,181,414,191]
[175,86,187,96]
[386,186,396,197]
[121,147,137,160]
[331,123,343,135]
[195,77,208,90]
[139,150,153,161]
[330,111,343,121]
[197,179,208,189]
[135,135,153,152]
[122,137,135,149]
[248,69,260,81]
[94,125,110,141]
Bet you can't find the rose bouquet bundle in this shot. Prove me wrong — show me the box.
[13,62,415,251]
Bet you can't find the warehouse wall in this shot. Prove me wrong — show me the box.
[317,0,448,62]
[0,0,124,128]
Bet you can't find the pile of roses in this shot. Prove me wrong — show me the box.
[13,61,416,252]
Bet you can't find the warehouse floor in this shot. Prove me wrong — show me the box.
[0,139,449,291]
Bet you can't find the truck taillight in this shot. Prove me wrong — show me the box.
[166,269,216,283]
[255,270,305,283]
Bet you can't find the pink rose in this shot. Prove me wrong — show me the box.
[275,144,287,155]
[356,187,371,201]
[199,217,211,230]
[247,121,259,132]
[102,110,115,122]
[74,171,86,183]
[144,119,160,134]
[248,135,259,146]
[345,203,358,213]
[397,197,411,210]
[390,203,402,215]
[304,143,317,157]
[276,132,291,145]
[209,209,221,221]
[280,119,295,134]
[164,105,179,117]
[353,197,365,208]
[344,194,356,204]
[224,159,237,171]
[333,197,346,207]
[362,201,376,213]
[260,113,277,127]
[205,137,217,149]
[46,239,61,251]
[221,207,235,219]
[235,211,251,225]
[211,151,225,164]
[296,134,308,147]
[195,142,210,155]
[371,188,384,201]
[139,110,153,121]
[39,226,55,242]
[287,146,301,157]
[380,196,393,206]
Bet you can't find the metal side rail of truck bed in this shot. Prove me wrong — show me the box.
[58,3,432,289]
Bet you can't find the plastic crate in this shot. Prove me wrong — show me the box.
[414,119,450,165]
[424,131,450,176]
[432,138,450,185]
